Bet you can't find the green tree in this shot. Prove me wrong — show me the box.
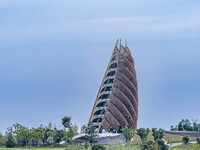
[81,125,87,133]
[122,127,135,142]
[5,128,15,148]
[29,127,43,147]
[0,132,5,146]
[13,123,30,147]
[182,135,189,145]
[156,139,168,150]
[85,125,97,147]
[37,124,54,146]
[62,116,72,129]
[136,128,150,143]
[61,116,78,144]
[53,128,65,145]
[152,128,164,141]
[197,138,200,144]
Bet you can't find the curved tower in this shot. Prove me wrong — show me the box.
[88,40,138,133]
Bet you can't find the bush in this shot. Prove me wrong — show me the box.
[122,127,135,142]
[182,135,189,145]
[197,138,200,144]
[92,144,106,150]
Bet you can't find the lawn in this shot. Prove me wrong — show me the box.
[1,144,200,150]
[0,148,65,150]
[132,131,197,144]
[172,144,200,150]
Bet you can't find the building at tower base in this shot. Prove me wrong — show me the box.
[88,40,138,133]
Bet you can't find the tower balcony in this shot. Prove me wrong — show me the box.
[92,114,104,120]
[101,83,114,89]
[106,68,117,74]
[100,91,111,95]
[95,106,107,111]
[111,60,118,64]
[92,122,101,126]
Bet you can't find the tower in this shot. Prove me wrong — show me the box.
[88,40,138,133]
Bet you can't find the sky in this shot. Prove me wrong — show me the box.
[0,0,200,133]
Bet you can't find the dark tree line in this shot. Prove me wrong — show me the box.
[0,116,78,148]
[170,119,200,131]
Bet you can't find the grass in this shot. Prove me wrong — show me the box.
[164,133,196,143]
[132,131,197,144]
[0,148,65,150]
[0,132,199,150]
[172,144,200,150]
[1,144,200,150]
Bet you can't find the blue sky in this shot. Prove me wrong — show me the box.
[0,0,200,133]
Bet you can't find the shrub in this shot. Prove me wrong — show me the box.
[122,127,135,142]
[182,135,189,145]
[92,144,106,150]
[197,137,200,144]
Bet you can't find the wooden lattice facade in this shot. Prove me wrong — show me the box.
[88,40,138,133]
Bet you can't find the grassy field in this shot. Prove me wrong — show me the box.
[0,132,199,150]
[0,148,65,150]
[1,144,200,150]
[172,144,200,150]
[132,131,197,143]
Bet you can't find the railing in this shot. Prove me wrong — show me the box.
[111,60,118,64]
[101,83,114,88]
[92,114,104,120]
[104,76,115,81]
[95,106,107,111]
[107,68,117,73]
[98,98,109,102]
[92,122,101,126]
[100,91,111,95]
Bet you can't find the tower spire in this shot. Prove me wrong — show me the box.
[125,38,127,47]
[119,39,121,50]
[115,39,119,48]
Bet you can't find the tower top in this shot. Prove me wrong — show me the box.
[114,39,130,53]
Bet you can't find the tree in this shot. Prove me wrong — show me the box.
[122,127,135,142]
[170,125,178,131]
[0,132,5,146]
[156,139,168,150]
[136,128,150,143]
[152,139,168,150]
[29,127,43,147]
[197,138,200,144]
[152,128,164,141]
[81,125,87,133]
[177,119,194,131]
[85,125,97,147]
[12,123,31,147]
[62,116,72,129]
[5,128,15,148]
[53,128,65,145]
[61,116,78,144]
[182,135,189,145]
[39,125,54,146]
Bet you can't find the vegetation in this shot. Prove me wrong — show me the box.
[136,128,150,143]
[182,135,189,145]
[84,125,97,147]
[172,144,200,150]
[122,127,135,142]
[197,137,200,144]
[1,116,78,148]
[1,118,200,150]
[170,119,200,131]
